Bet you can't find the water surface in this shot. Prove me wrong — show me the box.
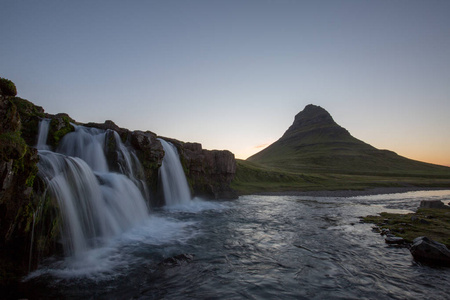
[23,190,450,299]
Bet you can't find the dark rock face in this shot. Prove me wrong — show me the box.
[410,236,450,265]
[290,104,337,130]
[0,95,47,278]
[163,138,238,199]
[280,104,352,141]
[130,130,164,204]
[419,200,449,209]
[8,97,45,146]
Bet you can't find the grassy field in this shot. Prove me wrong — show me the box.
[231,159,450,195]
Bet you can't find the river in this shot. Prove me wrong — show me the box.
[19,189,450,299]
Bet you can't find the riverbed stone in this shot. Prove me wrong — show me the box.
[419,200,448,209]
[158,253,195,267]
[410,236,450,265]
[385,236,406,245]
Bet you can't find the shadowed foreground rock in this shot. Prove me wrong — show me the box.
[410,236,450,265]
[0,95,49,281]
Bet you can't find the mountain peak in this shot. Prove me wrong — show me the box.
[280,104,342,142]
[247,103,450,176]
[290,104,336,130]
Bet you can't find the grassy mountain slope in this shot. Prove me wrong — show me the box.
[233,105,450,194]
[248,104,450,176]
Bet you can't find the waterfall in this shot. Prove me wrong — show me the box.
[57,126,109,172]
[36,123,149,258]
[158,139,192,206]
[36,119,51,150]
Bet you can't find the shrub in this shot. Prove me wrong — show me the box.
[0,77,17,96]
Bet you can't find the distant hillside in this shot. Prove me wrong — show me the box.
[247,104,450,177]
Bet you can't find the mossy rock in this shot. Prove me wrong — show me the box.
[10,97,44,118]
[0,77,17,97]
[0,131,27,162]
[9,97,45,146]
[363,208,450,247]
[48,114,75,147]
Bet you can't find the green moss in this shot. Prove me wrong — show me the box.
[23,203,35,233]
[48,116,75,147]
[10,97,44,118]
[363,208,450,247]
[25,168,37,187]
[0,77,17,96]
[0,131,27,161]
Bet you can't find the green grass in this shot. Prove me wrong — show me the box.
[231,159,450,195]
[363,208,450,247]
[231,160,324,194]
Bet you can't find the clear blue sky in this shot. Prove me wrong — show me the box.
[2,0,449,166]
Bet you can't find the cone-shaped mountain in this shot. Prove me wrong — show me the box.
[248,104,450,175]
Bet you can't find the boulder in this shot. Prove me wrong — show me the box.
[410,236,450,265]
[47,113,75,147]
[419,200,448,209]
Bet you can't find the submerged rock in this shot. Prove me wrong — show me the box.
[419,200,449,209]
[385,236,406,245]
[410,236,450,265]
[158,253,195,267]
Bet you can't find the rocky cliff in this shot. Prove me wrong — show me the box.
[163,138,238,199]
[0,95,48,282]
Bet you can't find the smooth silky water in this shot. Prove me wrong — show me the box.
[22,120,450,299]
[21,190,450,299]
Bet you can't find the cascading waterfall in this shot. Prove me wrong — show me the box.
[158,139,192,206]
[36,120,149,259]
[36,118,51,150]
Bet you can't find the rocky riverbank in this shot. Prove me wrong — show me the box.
[363,199,450,265]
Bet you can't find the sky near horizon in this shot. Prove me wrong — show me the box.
[1,0,450,166]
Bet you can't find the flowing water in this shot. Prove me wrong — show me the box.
[21,190,450,299]
[158,139,192,206]
[36,123,150,258]
[18,121,450,299]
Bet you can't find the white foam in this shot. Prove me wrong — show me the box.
[162,197,229,213]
